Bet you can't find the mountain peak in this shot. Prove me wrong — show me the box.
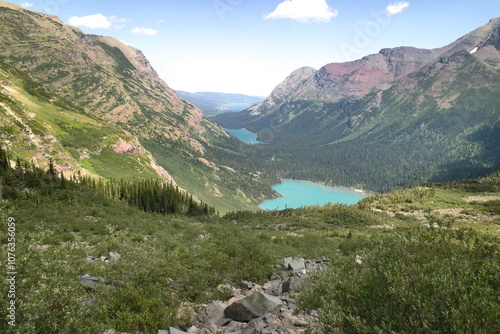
[440,17,500,67]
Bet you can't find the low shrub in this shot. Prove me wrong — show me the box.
[300,221,499,334]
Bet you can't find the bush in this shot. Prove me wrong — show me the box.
[299,221,499,333]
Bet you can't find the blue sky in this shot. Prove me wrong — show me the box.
[10,0,500,96]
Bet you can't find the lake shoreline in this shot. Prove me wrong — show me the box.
[276,178,372,196]
[224,128,265,144]
[260,179,370,211]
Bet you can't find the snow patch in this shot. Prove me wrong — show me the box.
[470,47,478,54]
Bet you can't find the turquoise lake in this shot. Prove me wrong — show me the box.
[259,180,368,210]
[224,128,265,144]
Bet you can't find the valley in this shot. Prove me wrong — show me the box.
[214,18,500,193]
[0,147,498,333]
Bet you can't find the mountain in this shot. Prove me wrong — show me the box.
[0,60,178,183]
[176,91,264,115]
[215,18,500,192]
[0,1,273,211]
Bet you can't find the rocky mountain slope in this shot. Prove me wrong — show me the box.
[230,18,500,126]
[215,18,500,191]
[0,1,272,211]
[0,60,176,183]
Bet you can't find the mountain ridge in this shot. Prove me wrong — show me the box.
[0,1,274,211]
[214,18,500,192]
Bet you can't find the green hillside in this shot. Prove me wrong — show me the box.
[0,61,162,181]
[0,147,498,333]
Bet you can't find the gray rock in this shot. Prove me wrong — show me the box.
[262,280,282,296]
[224,292,283,322]
[83,256,96,263]
[283,257,305,271]
[158,330,169,334]
[169,327,188,334]
[241,318,266,334]
[196,301,231,327]
[79,275,113,290]
[186,326,200,334]
[223,321,244,333]
[282,277,304,294]
[240,280,253,290]
[262,282,273,290]
[108,252,121,261]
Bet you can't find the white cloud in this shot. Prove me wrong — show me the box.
[21,2,33,8]
[131,27,159,36]
[68,14,130,30]
[264,0,338,23]
[109,16,131,24]
[386,2,410,16]
[157,20,165,24]
[68,14,112,29]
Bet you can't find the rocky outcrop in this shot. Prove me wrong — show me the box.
[159,257,330,334]
[100,257,329,334]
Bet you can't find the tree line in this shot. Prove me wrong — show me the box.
[0,147,215,216]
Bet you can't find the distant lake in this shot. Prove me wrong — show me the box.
[260,180,368,210]
[220,103,253,112]
[224,128,265,144]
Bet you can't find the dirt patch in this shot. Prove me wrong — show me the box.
[464,196,500,202]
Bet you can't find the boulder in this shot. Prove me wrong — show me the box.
[282,257,305,272]
[240,280,253,290]
[186,326,199,334]
[263,280,282,296]
[282,277,304,294]
[196,301,231,327]
[79,275,113,290]
[224,292,282,322]
[108,252,121,261]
